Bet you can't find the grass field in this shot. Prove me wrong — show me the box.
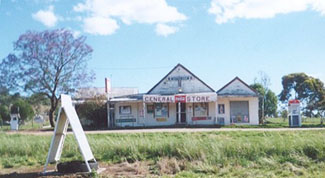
[0,117,324,132]
[1,130,325,177]
[0,119,52,131]
[224,117,325,128]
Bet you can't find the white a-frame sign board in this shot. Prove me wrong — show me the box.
[43,94,96,173]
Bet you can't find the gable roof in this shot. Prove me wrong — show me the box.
[147,63,215,94]
[217,77,258,96]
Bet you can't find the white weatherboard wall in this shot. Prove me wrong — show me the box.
[114,102,177,127]
[113,97,259,127]
[218,79,256,96]
[114,102,218,126]
[217,97,259,125]
[114,102,139,127]
[140,103,177,126]
[188,102,217,125]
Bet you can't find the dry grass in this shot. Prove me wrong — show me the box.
[1,130,325,177]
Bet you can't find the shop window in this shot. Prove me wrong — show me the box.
[218,104,225,114]
[193,103,208,117]
[154,103,169,117]
[119,106,131,115]
[147,104,154,114]
[230,101,249,123]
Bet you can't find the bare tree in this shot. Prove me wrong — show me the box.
[0,29,95,127]
[254,71,271,124]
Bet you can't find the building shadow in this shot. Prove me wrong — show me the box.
[0,172,40,178]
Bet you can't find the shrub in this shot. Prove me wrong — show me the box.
[281,110,288,119]
[75,96,107,129]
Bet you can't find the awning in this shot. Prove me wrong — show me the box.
[109,98,140,102]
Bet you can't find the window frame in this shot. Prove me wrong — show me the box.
[119,105,132,115]
[218,104,225,114]
[193,102,209,117]
[154,103,169,118]
[230,101,250,123]
[147,104,154,114]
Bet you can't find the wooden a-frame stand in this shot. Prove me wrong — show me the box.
[43,94,96,173]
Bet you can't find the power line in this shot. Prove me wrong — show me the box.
[91,66,174,70]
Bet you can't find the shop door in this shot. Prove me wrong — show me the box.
[176,103,186,123]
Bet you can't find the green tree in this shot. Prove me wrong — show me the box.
[0,104,10,122]
[250,83,278,122]
[250,83,264,124]
[0,87,11,106]
[0,87,37,123]
[279,73,325,117]
[265,90,278,117]
[280,110,288,121]
[11,99,34,122]
[27,93,50,115]
[318,99,325,125]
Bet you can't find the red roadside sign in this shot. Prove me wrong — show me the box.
[289,99,300,105]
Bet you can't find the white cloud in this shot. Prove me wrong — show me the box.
[155,23,178,37]
[208,0,325,24]
[73,0,187,36]
[83,16,119,35]
[32,5,58,27]
[72,30,81,38]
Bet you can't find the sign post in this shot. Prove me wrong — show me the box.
[288,99,301,127]
[43,94,96,173]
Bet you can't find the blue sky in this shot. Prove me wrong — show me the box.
[1,0,325,96]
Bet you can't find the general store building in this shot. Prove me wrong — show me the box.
[107,64,259,127]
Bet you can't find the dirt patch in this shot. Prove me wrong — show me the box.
[0,162,153,178]
[157,158,186,175]
[100,161,151,177]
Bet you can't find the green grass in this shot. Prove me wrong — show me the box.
[223,117,325,128]
[1,117,323,132]
[1,130,325,177]
[0,120,50,132]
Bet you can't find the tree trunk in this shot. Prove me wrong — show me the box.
[48,96,58,128]
[49,106,56,127]
[260,96,264,124]
[321,117,324,126]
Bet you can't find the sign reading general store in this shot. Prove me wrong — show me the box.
[143,93,217,103]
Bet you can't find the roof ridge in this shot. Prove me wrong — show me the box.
[147,63,215,94]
